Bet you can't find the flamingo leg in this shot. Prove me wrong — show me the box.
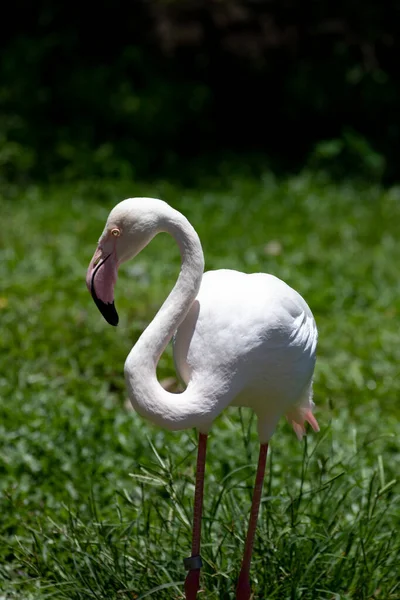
[184,432,208,600]
[236,443,269,600]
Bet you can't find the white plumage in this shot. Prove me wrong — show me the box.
[173,269,318,441]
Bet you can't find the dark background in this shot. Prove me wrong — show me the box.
[2,0,399,183]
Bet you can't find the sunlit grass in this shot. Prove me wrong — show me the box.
[0,173,399,599]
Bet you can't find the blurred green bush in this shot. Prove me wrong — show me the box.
[0,0,398,183]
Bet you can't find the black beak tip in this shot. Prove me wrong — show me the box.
[93,296,119,326]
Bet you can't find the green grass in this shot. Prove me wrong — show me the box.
[0,173,399,599]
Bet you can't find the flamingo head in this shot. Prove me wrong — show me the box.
[86,197,166,326]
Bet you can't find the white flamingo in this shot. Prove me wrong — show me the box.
[86,197,319,600]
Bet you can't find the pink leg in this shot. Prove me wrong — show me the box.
[236,443,269,600]
[184,433,208,600]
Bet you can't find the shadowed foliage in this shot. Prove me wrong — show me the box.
[1,0,399,182]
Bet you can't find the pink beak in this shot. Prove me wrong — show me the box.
[86,245,119,326]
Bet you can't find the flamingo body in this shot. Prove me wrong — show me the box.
[173,269,317,442]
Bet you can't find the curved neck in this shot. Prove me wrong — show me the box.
[124,207,209,430]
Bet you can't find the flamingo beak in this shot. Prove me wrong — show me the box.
[86,245,119,326]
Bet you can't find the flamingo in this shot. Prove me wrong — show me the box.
[86,197,319,600]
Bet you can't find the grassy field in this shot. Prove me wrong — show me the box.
[0,173,399,599]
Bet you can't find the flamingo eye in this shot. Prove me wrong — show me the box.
[111,228,121,237]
